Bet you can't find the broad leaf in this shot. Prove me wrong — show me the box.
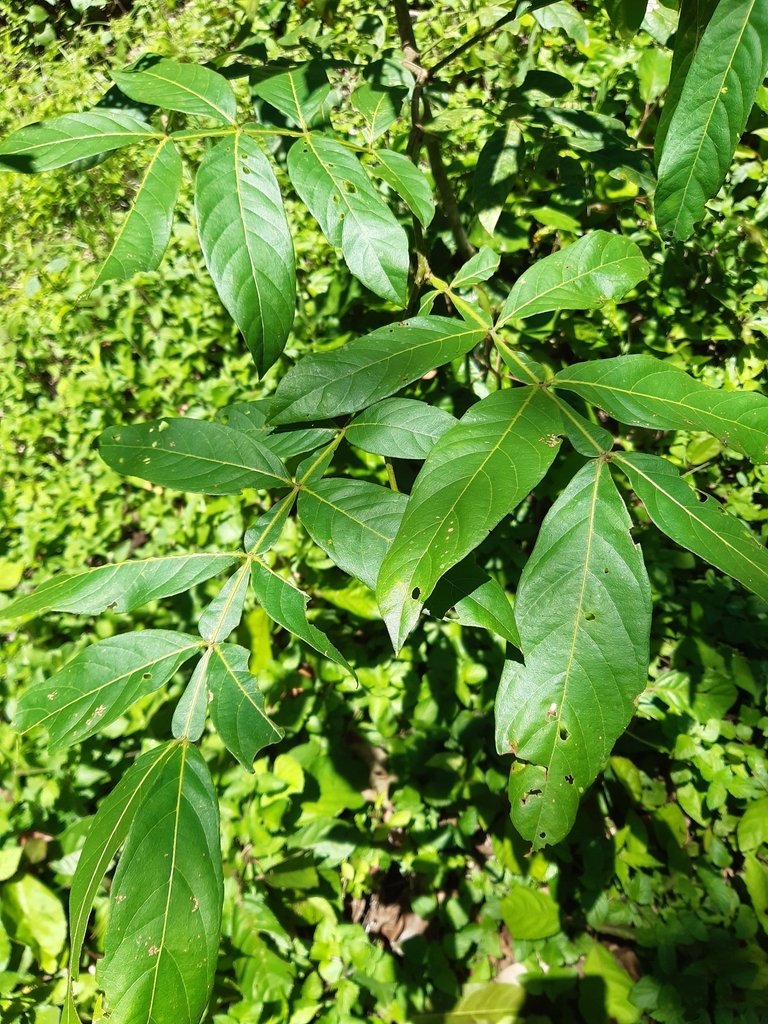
[604,0,648,38]
[172,650,210,741]
[262,427,338,459]
[377,386,562,651]
[554,354,768,462]
[472,123,524,234]
[269,317,486,424]
[99,742,223,1024]
[250,62,330,128]
[13,631,201,751]
[100,418,290,493]
[219,400,272,433]
[450,246,501,289]
[0,553,238,619]
[497,231,649,325]
[0,110,160,173]
[655,0,768,239]
[534,1,590,46]
[351,82,407,142]
[369,149,435,228]
[615,452,768,602]
[251,558,355,676]
[497,460,651,848]
[196,132,295,375]
[94,138,182,286]
[427,558,520,646]
[208,643,284,769]
[549,393,614,457]
[198,562,250,642]
[346,399,457,459]
[297,478,408,590]
[417,983,526,1024]
[287,133,409,305]
[112,57,237,123]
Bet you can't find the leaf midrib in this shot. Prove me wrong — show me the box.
[131,66,235,124]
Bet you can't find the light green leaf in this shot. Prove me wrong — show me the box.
[450,246,501,289]
[554,353,768,462]
[196,132,295,376]
[534,1,590,46]
[655,0,768,239]
[745,852,768,933]
[427,558,520,646]
[198,562,250,642]
[637,48,673,105]
[245,493,297,554]
[0,110,161,173]
[500,884,561,940]
[473,123,524,235]
[99,742,223,1024]
[616,452,768,602]
[2,875,66,972]
[112,57,237,124]
[94,138,182,286]
[287,133,409,305]
[172,650,211,741]
[100,418,290,493]
[377,386,562,651]
[605,0,648,38]
[580,942,641,1024]
[415,983,526,1023]
[497,231,649,326]
[13,631,201,750]
[738,796,768,852]
[351,82,407,142]
[369,149,435,227]
[347,399,457,459]
[498,460,651,848]
[0,553,238,620]
[269,316,486,424]
[298,478,407,590]
[250,62,330,128]
[208,643,284,769]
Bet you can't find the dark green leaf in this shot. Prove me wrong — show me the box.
[369,149,435,227]
[498,460,651,848]
[604,0,648,38]
[473,123,524,235]
[250,62,330,128]
[208,643,284,769]
[198,562,250,642]
[351,83,407,142]
[427,558,520,646]
[262,427,338,459]
[346,399,457,459]
[112,57,237,123]
[244,494,297,554]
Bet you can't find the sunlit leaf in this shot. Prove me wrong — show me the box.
[208,643,284,768]
[112,56,237,123]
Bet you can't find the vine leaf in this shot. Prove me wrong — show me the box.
[100,418,290,494]
[428,558,520,646]
[297,478,408,590]
[94,138,182,286]
[497,231,649,326]
[655,0,768,240]
[369,149,435,227]
[196,132,296,376]
[269,317,487,424]
[554,353,768,463]
[287,133,409,305]
[198,562,251,642]
[208,643,284,769]
[250,62,330,128]
[112,56,237,124]
[99,742,223,1024]
[0,110,161,173]
[346,399,457,459]
[497,460,651,848]
[0,553,238,620]
[616,452,768,602]
[351,82,407,142]
[376,386,562,652]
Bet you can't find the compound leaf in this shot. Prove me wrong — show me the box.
[245,494,297,554]
[250,62,330,128]
[100,418,290,494]
[112,57,237,124]
[427,558,520,646]
[346,399,457,459]
[351,82,407,142]
[13,631,201,751]
[208,643,284,769]
[472,123,524,235]
[498,459,651,848]
[369,149,436,227]
[198,562,251,642]
[172,651,211,742]
[196,132,295,376]
[450,246,501,289]
[377,386,562,651]
[261,427,338,459]
[99,742,223,1024]
[497,231,649,326]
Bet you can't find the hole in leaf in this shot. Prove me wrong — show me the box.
[521,788,541,806]
[565,774,574,784]
[111,434,120,441]
[584,610,596,621]
[559,726,569,742]
[539,832,546,839]
[242,166,251,174]
[332,194,340,203]
[411,587,421,600]
[603,567,609,574]
[342,179,357,194]
[142,672,152,680]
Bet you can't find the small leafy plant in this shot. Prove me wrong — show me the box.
[3,0,768,1020]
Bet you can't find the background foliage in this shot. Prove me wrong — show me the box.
[4,1,768,1022]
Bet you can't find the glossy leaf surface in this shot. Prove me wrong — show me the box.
[112,57,237,123]
[99,742,223,1024]
[196,132,295,375]
[550,393,614,457]
[377,386,562,651]
[370,149,435,227]
[269,317,486,424]
[498,460,651,848]
[100,418,289,493]
[208,643,284,769]
[346,399,457,459]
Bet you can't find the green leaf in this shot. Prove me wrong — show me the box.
[738,795,768,852]
[369,149,435,228]
[208,643,284,769]
[745,852,768,933]
[415,983,526,1024]
[198,562,250,642]
[427,558,520,646]
[351,82,407,142]
[0,553,238,619]
[94,138,182,286]
[472,123,524,235]
[554,353,768,462]
[172,650,210,741]
[346,399,457,459]
[269,316,486,424]
[616,452,768,603]
[111,56,237,123]
[0,110,161,173]
[250,62,330,128]
[245,493,297,554]
[534,1,590,46]
[500,884,561,940]
[605,0,648,38]
[287,133,409,305]
[100,418,290,493]
[497,231,649,326]
[262,427,338,459]
[580,943,641,1024]
[2,875,66,973]
[13,630,201,751]
[637,48,673,105]
[251,558,355,676]
[550,393,614,456]
[99,742,223,1024]
[450,246,501,289]
[655,0,768,239]
[68,744,177,998]
[376,386,562,651]
[196,132,295,376]
[498,460,651,848]
[298,478,407,590]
